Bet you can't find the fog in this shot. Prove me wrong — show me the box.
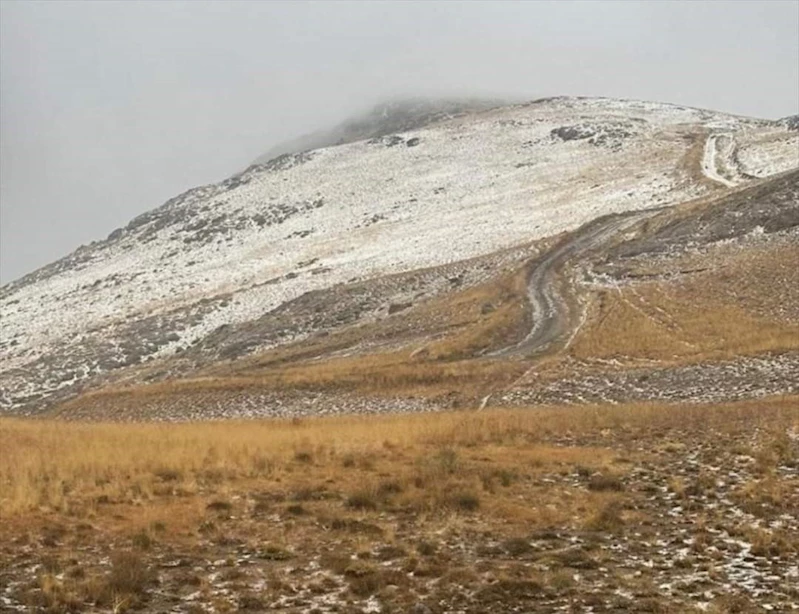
[1,0,797,283]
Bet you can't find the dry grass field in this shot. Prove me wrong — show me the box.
[2,397,798,612]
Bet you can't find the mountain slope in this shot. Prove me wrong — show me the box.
[254,97,507,163]
[1,96,797,417]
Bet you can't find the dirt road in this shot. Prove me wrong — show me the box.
[492,209,659,359]
[701,132,748,187]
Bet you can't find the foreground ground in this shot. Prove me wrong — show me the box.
[2,397,798,613]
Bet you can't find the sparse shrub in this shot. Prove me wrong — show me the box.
[34,573,82,613]
[377,479,403,496]
[586,499,625,533]
[432,447,460,475]
[708,593,760,613]
[587,474,624,492]
[131,530,152,550]
[417,540,437,556]
[206,499,232,513]
[252,500,271,516]
[320,553,353,575]
[476,579,543,604]
[107,551,154,603]
[502,537,533,557]
[293,450,313,464]
[440,566,480,586]
[258,544,293,561]
[152,467,181,482]
[771,430,796,465]
[548,569,576,592]
[292,486,329,501]
[685,472,716,497]
[450,491,480,512]
[251,454,273,475]
[286,503,306,515]
[346,488,380,511]
[575,465,593,478]
[544,546,599,569]
[375,544,406,561]
[238,594,265,610]
[341,453,356,468]
[328,517,384,535]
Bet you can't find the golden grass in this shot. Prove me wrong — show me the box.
[571,283,799,364]
[570,233,799,365]
[3,397,797,613]
[3,396,797,521]
[215,259,532,373]
[52,264,534,416]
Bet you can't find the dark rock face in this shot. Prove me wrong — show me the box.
[367,135,423,149]
[610,169,799,260]
[779,114,799,131]
[550,122,638,150]
[368,135,406,147]
[253,151,316,172]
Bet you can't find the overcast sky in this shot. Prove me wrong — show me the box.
[1,0,797,284]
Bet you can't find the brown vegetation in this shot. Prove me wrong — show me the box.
[2,397,798,611]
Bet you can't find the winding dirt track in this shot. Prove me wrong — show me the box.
[492,209,660,359]
[494,132,755,361]
[702,132,749,188]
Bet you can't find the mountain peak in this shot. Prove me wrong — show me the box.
[254,96,507,163]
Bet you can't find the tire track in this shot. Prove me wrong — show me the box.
[702,132,747,188]
[490,209,661,359]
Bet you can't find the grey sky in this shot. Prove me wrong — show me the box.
[1,0,797,284]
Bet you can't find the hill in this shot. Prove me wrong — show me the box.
[2,96,797,419]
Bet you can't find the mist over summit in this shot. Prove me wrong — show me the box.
[253,97,509,164]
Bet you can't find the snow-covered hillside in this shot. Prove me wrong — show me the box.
[1,96,797,413]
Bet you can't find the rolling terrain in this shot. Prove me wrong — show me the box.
[1,96,798,613]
